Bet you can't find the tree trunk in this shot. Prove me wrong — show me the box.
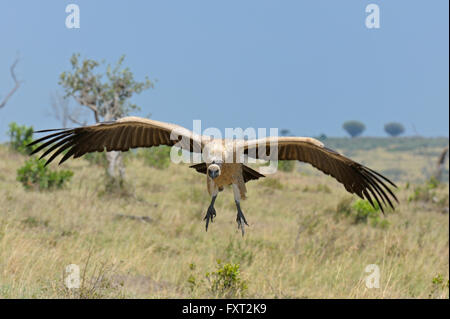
[104,111,125,182]
[106,151,125,181]
[433,147,449,183]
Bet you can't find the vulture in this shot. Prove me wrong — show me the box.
[28,116,398,235]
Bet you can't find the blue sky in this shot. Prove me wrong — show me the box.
[0,0,448,141]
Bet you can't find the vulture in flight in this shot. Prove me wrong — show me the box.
[28,116,398,235]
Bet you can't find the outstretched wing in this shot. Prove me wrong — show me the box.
[28,116,207,166]
[242,136,398,212]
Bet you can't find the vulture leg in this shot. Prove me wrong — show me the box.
[204,192,218,232]
[233,184,249,236]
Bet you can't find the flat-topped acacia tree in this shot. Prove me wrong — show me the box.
[342,121,366,138]
[384,122,405,137]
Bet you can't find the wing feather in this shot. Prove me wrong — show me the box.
[28,116,206,166]
[243,136,398,211]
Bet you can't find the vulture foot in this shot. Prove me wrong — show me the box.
[204,204,216,232]
[235,202,249,236]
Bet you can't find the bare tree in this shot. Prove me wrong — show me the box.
[0,56,22,109]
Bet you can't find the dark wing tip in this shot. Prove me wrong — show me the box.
[190,163,207,174]
[34,128,67,133]
[26,128,78,165]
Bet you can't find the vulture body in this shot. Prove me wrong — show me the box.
[28,116,398,235]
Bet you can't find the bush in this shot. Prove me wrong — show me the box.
[342,121,366,138]
[408,177,448,211]
[336,198,388,228]
[17,157,74,191]
[278,160,295,172]
[7,122,35,154]
[206,260,248,298]
[429,274,449,298]
[408,177,438,203]
[138,146,171,169]
[351,199,380,224]
[384,122,405,137]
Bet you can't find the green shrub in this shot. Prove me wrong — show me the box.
[429,274,449,298]
[187,262,197,290]
[138,146,171,169]
[352,199,380,224]
[408,177,448,211]
[408,177,439,203]
[278,160,295,172]
[336,198,388,228]
[187,274,197,292]
[17,157,74,191]
[432,274,447,286]
[206,260,248,298]
[7,122,35,154]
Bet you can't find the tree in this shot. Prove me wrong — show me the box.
[384,122,405,137]
[0,56,22,110]
[59,53,153,184]
[342,121,366,138]
[49,91,90,128]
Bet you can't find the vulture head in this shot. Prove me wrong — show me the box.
[207,160,222,179]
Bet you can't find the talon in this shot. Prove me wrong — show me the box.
[204,205,216,232]
[204,195,218,232]
[236,207,249,237]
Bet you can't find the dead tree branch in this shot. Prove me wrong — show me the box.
[49,92,88,128]
[0,57,22,109]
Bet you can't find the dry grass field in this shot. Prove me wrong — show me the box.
[0,138,448,299]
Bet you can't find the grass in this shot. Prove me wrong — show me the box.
[0,138,448,299]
